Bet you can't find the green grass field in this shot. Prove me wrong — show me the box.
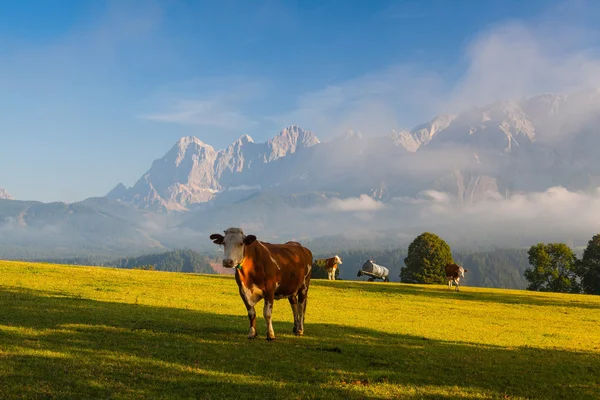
[1,260,599,399]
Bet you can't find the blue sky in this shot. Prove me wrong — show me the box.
[1,0,599,202]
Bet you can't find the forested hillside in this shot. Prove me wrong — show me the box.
[107,249,218,274]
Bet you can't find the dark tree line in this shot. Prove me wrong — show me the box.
[106,249,218,274]
[317,240,531,289]
[388,231,600,295]
[524,234,600,295]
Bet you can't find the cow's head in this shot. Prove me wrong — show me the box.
[334,255,342,265]
[210,227,256,268]
[459,267,468,278]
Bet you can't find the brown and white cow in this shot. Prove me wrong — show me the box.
[210,227,313,341]
[324,255,342,280]
[445,263,468,292]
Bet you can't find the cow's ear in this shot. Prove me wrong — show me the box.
[464,269,468,273]
[210,234,224,245]
[243,235,256,246]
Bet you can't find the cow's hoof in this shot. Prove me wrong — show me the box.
[266,336,276,341]
[294,330,304,336]
[248,328,257,339]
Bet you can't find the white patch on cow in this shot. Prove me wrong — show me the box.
[304,263,312,287]
[258,242,280,270]
[240,282,263,306]
[334,255,342,265]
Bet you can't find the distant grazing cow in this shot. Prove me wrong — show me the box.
[324,255,342,280]
[210,227,313,340]
[445,263,468,292]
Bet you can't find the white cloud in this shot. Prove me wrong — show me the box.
[227,185,262,191]
[446,22,600,113]
[140,79,267,130]
[267,3,600,141]
[322,195,386,212]
[142,98,253,129]
[271,65,443,138]
[388,186,600,247]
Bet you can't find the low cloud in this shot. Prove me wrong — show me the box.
[381,186,600,248]
[320,195,387,212]
[227,185,262,192]
[229,186,600,249]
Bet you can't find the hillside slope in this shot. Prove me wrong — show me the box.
[1,260,599,399]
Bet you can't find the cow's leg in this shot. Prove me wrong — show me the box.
[448,278,452,290]
[296,284,309,336]
[296,268,312,336]
[263,292,276,341]
[288,295,300,334]
[237,280,259,339]
[455,278,460,292]
[331,268,336,281]
[327,270,333,280]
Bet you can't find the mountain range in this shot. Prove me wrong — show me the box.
[106,89,600,209]
[2,89,600,260]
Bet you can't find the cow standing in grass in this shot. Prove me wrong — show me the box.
[210,227,313,340]
[445,263,468,292]
[324,255,342,280]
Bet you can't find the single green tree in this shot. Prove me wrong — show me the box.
[401,232,454,284]
[524,243,580,293]
[577,234,600,295]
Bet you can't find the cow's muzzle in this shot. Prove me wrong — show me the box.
[222,259,235,268]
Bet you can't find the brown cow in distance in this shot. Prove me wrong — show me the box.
[210,227,313,341]
[445,263,468,292]
[324,255,342,280]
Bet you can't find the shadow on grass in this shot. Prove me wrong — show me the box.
[0,286,599,400]
[314,280,600,310]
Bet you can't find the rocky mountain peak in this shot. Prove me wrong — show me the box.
[106,183,128,200]
[265,126,320,161]
[235,134,254,145]
[0,187,14,200]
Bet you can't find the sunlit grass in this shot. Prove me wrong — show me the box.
[1,260,599,399]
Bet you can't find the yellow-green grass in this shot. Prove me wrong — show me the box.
[1,260,599,400]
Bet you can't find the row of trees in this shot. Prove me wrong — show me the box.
[107,249,218,274]
[398,232,600,295]
[524,235,600,295]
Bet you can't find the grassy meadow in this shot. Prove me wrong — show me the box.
[1,260,599,399]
